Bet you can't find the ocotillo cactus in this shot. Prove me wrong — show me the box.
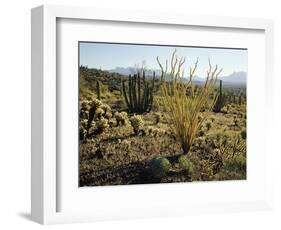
[122,71,155,113]
[213,80,227,113]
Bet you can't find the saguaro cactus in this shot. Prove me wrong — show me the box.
[122,71,155,113]
[213,80,227,113]
[96,81,101,100]
[239,95,242,104]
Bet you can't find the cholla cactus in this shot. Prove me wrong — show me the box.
[80,110,89,119]
[221,106,228,114]
[79,126,87,140]
[80,100,91,119]
[146,126,165,137]
[95,107,104,119]
[101,104,111,114]
[87,99,103,130]
[115,111,128,126]
[104,112,112,120]
[130,114,144,135]
[96,117,109,134]
[234,118,239,127]
[155,112,161,124]
[101,104,112,120]
[80,100,91,110]
[80,119,88,129]
[91,98,102,109]
[86,121,97,137]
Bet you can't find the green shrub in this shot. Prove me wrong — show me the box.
[149,157,171,179]
[216,155,246,180]
[225,155,246,173]
[178,155,194,173]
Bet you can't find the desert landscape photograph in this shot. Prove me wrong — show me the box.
[78,42,247,187]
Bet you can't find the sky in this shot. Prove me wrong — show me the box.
[79,42,247,78]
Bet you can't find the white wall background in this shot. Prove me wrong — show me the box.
[0,0,280,229]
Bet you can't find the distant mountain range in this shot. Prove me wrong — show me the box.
[108,67,162,77]
[108,67,246,84]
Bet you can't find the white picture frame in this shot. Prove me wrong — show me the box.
[31,4,274,225]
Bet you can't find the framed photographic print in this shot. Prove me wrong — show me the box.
[31,5,274,225]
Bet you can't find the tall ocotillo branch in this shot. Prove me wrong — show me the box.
[157,50,222,155]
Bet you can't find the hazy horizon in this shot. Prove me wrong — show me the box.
[79,42,248,78]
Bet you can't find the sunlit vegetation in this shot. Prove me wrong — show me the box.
[79,52,247,187]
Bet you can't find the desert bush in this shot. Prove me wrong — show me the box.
[233,118,240,127]
[146,126,165,137]
[148,157,171,179]
[212,134,246,160]
[216,155,246,180]
[197,127,206,137]
[205,121,212,131]
[178,155,194,173]
[157,50,222,155]
[241,129,246,139]
[210,116,215,122]
[225,155,246,173]
[115,111,128,126]
[130,114,144,135]
[221,106,228,114]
